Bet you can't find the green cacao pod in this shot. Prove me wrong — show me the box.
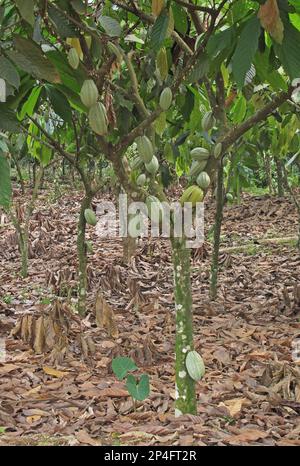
[136,173,146,186]
[213,142,222,159]
[202,111,215,132]
[84,209,97,226]
[107,41,123,63]
[159,87,173,111]
[197,171,211,189]
[180,185,203,206]
[189,160,207,178]
[226,193,234,202]
[185,350,205,381]
[128,214,142,238]
[80,79,99,108]
[131,156,144,171]
[68,48,80,69]
[88,102,108,136]
[145,155,159,175]
[191,147,210,161]
[136,135,154,164]
[180,185,197,206]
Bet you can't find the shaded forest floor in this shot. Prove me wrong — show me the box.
[0,186,300,446]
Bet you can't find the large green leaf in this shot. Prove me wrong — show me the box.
[275,19,300,79]
[8,36,61,83]
[99,15,122,37]
[0,153,12,208]
[47,86,72,124]
[0,57,20,89]
[18,86,42,120]
[0,104,20,132]
[48,4,78,38]
[172,3,188,35]
[232,16,261,89]
[149,10,170,51]
[14,0,35,26]
[126,374,150,401]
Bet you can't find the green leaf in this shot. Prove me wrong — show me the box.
[99,16,122,37]
[207,27,235,57]
[8,36,61,83]
[14,0,35,26]
[232,94,247,123]
[126,374,150,401]
[48,4,78,38]
[47,86,72,124]
[150,11,169,51]
[112,357,137,380]
[274,19,300,79]
[0,153,12,209]
[232,16,261,89]
[18,86,42,120]
[172,3,188,35]
[0,57,20,89]
[0,104,20,132]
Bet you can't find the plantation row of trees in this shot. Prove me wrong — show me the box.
[0,0,300,415]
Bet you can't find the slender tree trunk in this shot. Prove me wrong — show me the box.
[171,237,196,416]
[264,153,273,195]
[275,156,284,197]
[11,153,25,194]
[210,161,224,300]
[282,166,300,250]
[77,193,93,316]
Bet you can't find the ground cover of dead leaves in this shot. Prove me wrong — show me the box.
[0,187,300,446]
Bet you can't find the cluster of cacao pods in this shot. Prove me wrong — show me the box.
[80,79,108,136]
[134,135,159,180]
[189,140,222,189]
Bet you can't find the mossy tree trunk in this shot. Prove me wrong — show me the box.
[275,156,284,197]
[171,237,196,416]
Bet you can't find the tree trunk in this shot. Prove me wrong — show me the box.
[171,237,196,416]
[275,156,284,197]
[210,161,224,300]
[77,193,93,316]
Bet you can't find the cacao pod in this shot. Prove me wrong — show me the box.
[80,79,99,108]
[213,142,222,159]
[107,41,123,63]
[190,147,210,161]
[128,214,142,238]
[180,185,203,206]
[179,185,197,206]
[202,111,215,132]
[84,209,97,226]
[189,160,207,178]
[145,155,159,175]
[136,135,154,164]
[226,193,234,202]
[88,102,108,136]
[185,350,205,381]
[131,156,144,171]
[159,87,173,111]
[68,48,80,69]
[136,174,146,186]
[197,171,211,189]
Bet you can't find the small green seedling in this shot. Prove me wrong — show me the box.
[112,356,150,407]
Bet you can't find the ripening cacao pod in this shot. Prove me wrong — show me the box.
[84,209,97,226]
[191,147,210,161]
[68,48,80,69]
[136,135,154,164]
[159,87,173,111]
[145,155,159,175]
[202,111,215,132]
[197,171,211,189]
[80,79,99,108]
[179,185,197,206]
[88,102,108,136]
[180,185,203,206]
[213,142,222,158]
[136,174,146,186]
[185,350,205,381]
